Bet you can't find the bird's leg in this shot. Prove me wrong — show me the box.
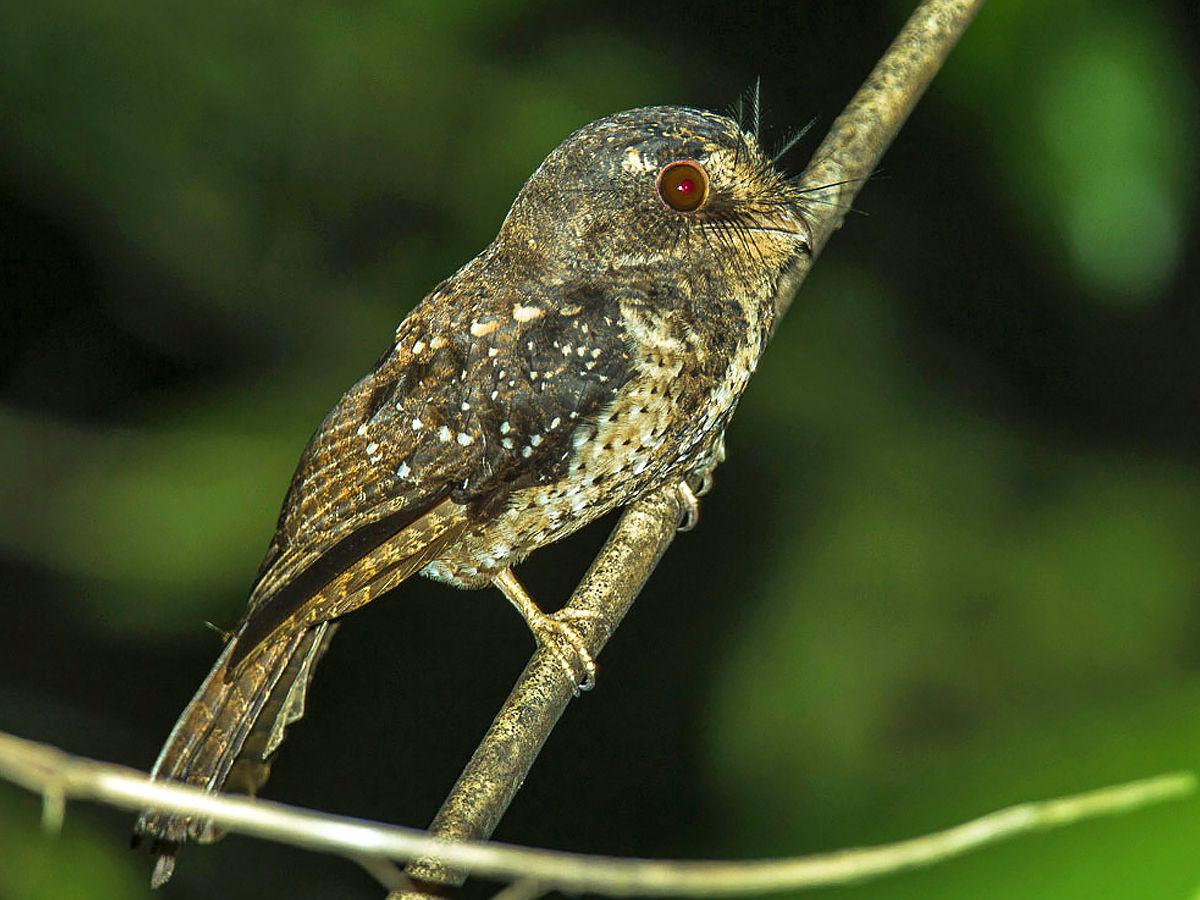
[492,568,598,693]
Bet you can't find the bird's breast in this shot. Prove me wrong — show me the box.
[421,290,768,589]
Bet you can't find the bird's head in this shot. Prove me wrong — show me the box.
[495,106,812,292]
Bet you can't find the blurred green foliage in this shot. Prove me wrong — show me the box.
[0,786,142,900]
[1,0,1198,898]
[947,0,1196,306]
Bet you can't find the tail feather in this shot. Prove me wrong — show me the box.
[132,498,472,886]
[133,622,336,886]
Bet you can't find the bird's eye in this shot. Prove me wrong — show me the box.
[656,161,708,212]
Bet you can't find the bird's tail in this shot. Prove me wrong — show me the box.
[132,621,337,887]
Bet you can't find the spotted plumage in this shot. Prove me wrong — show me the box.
[134,105,811,884]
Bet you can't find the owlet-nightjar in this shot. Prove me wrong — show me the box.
[134,105,812,886]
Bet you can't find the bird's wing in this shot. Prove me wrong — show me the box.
[228,279,636,674]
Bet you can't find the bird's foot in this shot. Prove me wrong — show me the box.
[676,481,702,531]
[524,605,599,693]
[677,433,724,531]
[493,568,598,694]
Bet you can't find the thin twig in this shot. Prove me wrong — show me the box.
[0,731,1191,897]
[398,0,988,895]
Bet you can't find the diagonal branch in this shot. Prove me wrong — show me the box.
[398,0,987,895]
[402,486,687,889]
[0,730,1191,897]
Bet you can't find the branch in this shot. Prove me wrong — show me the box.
[398,0,987,894]
[402,486,686,889]
[0,731,1191,897]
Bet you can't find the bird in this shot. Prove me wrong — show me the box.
[132,103,812,886]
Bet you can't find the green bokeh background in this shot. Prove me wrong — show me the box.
[2,1,1199,897]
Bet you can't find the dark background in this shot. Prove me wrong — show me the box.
[3,1,1199,898]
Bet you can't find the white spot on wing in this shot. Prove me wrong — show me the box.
[470,319,499,337]
[513,303,544,322]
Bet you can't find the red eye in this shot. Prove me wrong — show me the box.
[656,161,709,212]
